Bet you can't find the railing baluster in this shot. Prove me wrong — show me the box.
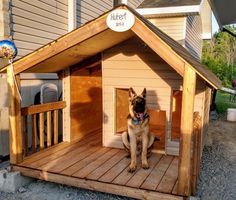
[23,116,28,156]
[32,114,37,153]
[54,110,59,145]
[21,101,66,156]
[47,111,52,147]
[39,112,44,150]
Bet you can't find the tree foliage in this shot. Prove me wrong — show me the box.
[202,25,236,87]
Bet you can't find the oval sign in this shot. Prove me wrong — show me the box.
[106,9,135,32]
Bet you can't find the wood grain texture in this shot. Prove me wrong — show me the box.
[178,65,196,196]
[70,67,102,141]
[23,116,28,156]
[21,101,66,116]
[54,110,59,145]
[7,67,22,164]
[32,114,37,153]
[39,113,44,150]
[12,165,183,200]
[47,111,52,147]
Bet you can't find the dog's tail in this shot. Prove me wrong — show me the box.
[122,131,130,150]
[148,133,156,148]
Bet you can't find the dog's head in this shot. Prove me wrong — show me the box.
[129,87,147,120]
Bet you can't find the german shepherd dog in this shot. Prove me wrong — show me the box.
[122,88,155,172]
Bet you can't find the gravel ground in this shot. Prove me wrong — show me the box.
[196,115,236,200]
[0,116,235,200]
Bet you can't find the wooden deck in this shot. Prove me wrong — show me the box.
[12,130,182,200]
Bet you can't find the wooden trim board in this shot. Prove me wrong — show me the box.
[12,166,183,200]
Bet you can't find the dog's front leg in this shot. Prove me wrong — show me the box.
[128,134,137,172]
[141,133,149,169]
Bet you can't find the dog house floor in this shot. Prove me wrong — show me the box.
[12,130,182,200]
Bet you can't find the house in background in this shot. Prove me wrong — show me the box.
[137,0,212,60]
[0,0,143,158]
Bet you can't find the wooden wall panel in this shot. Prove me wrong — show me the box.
[102,37,183,148]
[70,66,102,141]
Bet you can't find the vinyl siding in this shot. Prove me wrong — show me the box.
[200,0,212,39]
[76,0,113,26]
[185,14,202,60]
[148,17,186,44]
[127,0,143,9]
[102,37,183,148]
[11,0,68,58]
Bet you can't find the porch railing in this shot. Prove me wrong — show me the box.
[21,101,66,157]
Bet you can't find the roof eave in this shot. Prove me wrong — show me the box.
[136,5,200,17]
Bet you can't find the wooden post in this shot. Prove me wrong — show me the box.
[62,68,71,142]
[7,66,22,164]
[178,65,196,196]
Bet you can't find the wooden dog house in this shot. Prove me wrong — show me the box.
[4,5,221,199]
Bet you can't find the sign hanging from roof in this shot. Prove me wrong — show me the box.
[106,9,135,32]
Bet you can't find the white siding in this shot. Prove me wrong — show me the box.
[128,0,143,9]
[185,15,202,60]
[76,0,113,26]
[200,0,212,39]
[11,0,68,58]
[148,17,186,44]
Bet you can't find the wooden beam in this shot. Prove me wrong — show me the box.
[178,65,196,196]
[131,17,185,77]
[12,166,184,200]
[7,66,22,164]
[21,101,66,116]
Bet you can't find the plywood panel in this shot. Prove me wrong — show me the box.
[70,66,102,141]
[102,37,183,150]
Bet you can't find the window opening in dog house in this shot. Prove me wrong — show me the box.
[115,88,129,133]
[171,90,182,141]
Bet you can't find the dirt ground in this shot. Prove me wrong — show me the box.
[0,116,235,200]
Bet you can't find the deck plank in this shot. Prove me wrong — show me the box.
[112,162,140,185]
[156,157,179,193]
[20,129,101,166]
[12,165,184,200]
[87,150,126,180]
[172,180,178,195]
[126,153,162,188]
[99,157,130,183]
[39,143,101,173]
[26,134,101,169]
[73,148,120,178]
[141,155,174,190]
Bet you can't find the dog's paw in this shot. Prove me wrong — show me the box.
[142,163,149,170]
[128,165,136,173]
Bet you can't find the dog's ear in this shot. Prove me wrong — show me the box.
[141,88,146,98]
[129,87,137,100]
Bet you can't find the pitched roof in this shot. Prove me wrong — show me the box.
[4,5,221,89]
[138,0,202,8]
